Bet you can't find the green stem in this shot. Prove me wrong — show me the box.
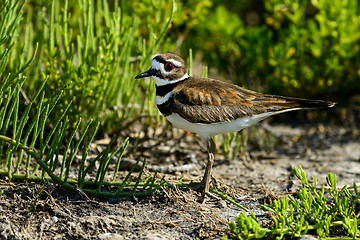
[210,188,248,211]
[0,135,159,197]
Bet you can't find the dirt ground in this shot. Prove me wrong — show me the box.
[0,106,359,239]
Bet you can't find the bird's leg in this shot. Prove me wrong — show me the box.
[197,138,216,203]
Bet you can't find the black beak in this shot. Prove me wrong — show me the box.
[135,68,154,79]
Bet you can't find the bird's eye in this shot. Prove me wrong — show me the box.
[164,62,174,72]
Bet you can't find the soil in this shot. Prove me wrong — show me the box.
[0,107,360,239]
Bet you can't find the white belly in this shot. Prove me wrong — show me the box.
[165,112,276,141]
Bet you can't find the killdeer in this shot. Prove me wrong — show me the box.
[135,53,335,202]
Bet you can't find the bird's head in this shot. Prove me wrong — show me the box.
[135,53,189,86]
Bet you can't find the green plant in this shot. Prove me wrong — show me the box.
[0,62,163,198]
[261,0,360,97]
[0,0,163,198]
[224,166,360,239]
[0,64,163,198]
[5,0,175,132]
[173,0,360,98]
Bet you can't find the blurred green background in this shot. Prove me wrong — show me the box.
[172,0,360,98]
[2,0,360,134]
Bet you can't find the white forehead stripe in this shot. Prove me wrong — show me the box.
[167,59,182,67]
[151,59,163,71]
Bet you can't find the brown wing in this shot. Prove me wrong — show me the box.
[171,78,335,124]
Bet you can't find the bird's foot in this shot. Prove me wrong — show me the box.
[192,178,214,203]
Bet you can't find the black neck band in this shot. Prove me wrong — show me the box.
[155,79,187,96]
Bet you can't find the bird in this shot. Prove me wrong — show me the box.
[135,53,336,203]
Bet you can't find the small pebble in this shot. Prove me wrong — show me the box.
[217,200,227,208]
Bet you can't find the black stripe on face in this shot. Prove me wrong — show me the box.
[152,69,165,80]
[156,81,183,96]
[154,56,167,65]
[157,100,173,116]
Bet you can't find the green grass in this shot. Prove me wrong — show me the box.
[0,0,171,198]
[0,67,163,197]
[3,0,175,132]
[223,166,360,239]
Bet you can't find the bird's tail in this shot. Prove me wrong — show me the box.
[292,98,336,109]
[262,95,336,114]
